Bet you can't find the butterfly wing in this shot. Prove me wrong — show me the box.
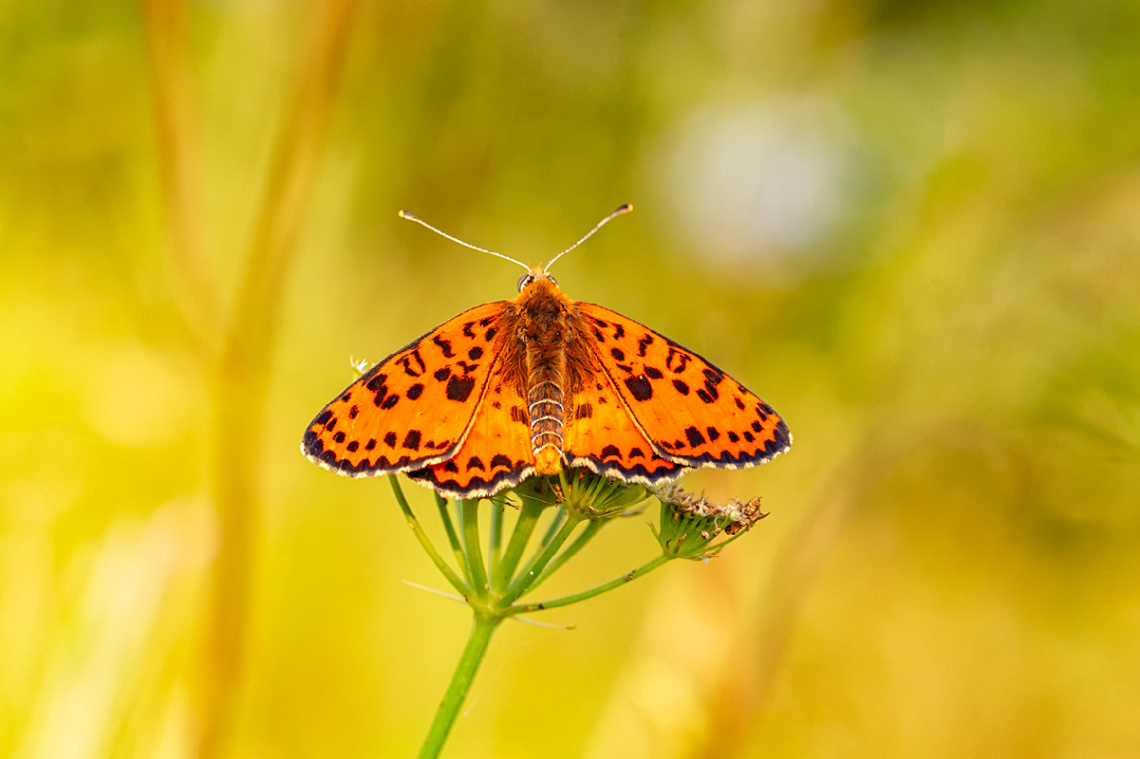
[562,350,687,486]
[302,301,510,477]
[570,302,792,471]
[406,358,536,499]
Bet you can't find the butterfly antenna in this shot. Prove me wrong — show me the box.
[398,210,529,271]
[544,203,633,272]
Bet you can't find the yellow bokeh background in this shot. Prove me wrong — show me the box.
[3,1,1138,757]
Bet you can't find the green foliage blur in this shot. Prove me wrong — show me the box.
[3,1,1138,757]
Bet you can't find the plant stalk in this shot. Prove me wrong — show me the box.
[418,612,502,759]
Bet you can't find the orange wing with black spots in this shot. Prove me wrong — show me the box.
[563,349,686,486]
[406,359,536,499]
[302,301,510,477]
[573,302,792,471]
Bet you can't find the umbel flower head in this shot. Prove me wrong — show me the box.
[651,483,767,560]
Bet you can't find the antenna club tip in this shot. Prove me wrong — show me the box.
[398,210,419,221]
[617,203,633,214]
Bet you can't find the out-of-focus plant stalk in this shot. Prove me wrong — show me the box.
[140,0,216,346]
[143,0,358,756]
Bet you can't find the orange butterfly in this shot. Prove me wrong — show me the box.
[302,206,791,499]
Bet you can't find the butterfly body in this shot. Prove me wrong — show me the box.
[303,265,791,499]
[497,275,578,475]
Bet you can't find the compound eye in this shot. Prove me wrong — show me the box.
[547,274,558,287]
[516,274,534,292]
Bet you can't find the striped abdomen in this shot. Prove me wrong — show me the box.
[528,377,565,474]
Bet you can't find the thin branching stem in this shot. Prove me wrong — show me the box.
[538,507,568,548]
[490,498,544,594]
[434,495,472,589]
[487,499,504,580]
[527,520,604,591]
[460,500,490,599]
[499,515,582,606]
[390,478,467,595]
[508,555,672,615]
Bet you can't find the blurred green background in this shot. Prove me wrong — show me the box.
[3,0,1139,757]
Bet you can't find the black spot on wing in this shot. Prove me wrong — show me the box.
[624,375,653,402]
[446,375,477,402]
[433,334,454,358]
[665,347,689,373]
[684,426,705,447]
[397,350,426,377]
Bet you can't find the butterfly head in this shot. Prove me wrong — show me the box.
[516,267,558,293]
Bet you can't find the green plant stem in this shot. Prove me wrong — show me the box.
[538,507,568,547]
[418,612,502,759]
[390,478,467,595]
[499,515,582,606]
[490,499,543,594]
[435,495,471,589]
[508,554,671,615]
[527,520,604,591]
[461,500,489,598]
[487,499,504,580]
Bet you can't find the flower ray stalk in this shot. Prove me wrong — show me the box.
[508,555,671,615]
[489,496,545,594]
[526,520,604,592]
[434,492,472,590]
[390,478,467,595]
[487,499,504,580]
[499,514,583,606]
[460,500,489,599]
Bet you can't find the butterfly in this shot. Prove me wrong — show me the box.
[301,205,792,500]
